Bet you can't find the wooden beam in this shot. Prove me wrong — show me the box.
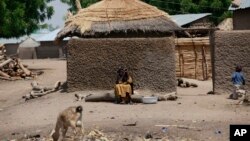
[175,37,210,46]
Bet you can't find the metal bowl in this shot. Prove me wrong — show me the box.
[142,96,158,104]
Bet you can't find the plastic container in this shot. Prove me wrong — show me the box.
[142,96,158,104]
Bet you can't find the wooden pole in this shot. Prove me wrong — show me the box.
[181,54,184,77]
[191,38,197,79]
[201,45,205,80]
[178,47,182,77]
[202,46,208,80]
[176,39,183,77]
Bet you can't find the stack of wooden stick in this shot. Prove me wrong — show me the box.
[0,44,36,80]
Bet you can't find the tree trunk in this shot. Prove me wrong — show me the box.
[85,93,143,103]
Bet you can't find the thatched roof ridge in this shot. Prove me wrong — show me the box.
[57,0,180,39]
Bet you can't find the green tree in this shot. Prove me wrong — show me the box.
[0,0,54,38]
[61,0,231,25]
[180,0,199,13]
[142,0,232,25]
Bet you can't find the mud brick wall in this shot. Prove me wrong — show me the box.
[67,38,176,93]
[213,31,250,94]
[233,8,250,30]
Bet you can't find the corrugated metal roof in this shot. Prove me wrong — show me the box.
[19,37,40,48]
[170,13,211,27]
[37,28,69,41]
[0,33,47,44]
[229,0,250,10]
[0,37,26,44]
[0,29,69,44]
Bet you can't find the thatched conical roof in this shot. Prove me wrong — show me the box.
[57,0,180,39]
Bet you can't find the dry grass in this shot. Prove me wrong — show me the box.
[56,0,180,39]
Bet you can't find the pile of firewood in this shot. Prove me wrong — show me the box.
[0,44,38,80]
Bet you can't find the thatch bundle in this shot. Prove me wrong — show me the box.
[56,0,180,39]
[218,18,233,31]
[232,0,241,7]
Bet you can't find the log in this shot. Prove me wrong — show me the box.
[0,70,10,78]
[10,77,23,80]
[85,93,115,102]
[131,95,144,103]
[31,81,60,91]
[0,56,4,60]
[23,64,28,68]
[23,82,62,101]
[175,38,210,46]
[0,76,12,80]
[18,59,31,76]
[85,93,143,103]
[0,58,12,68]
[30,89,57,97]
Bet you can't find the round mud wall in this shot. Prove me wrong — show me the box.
[67,37,176,93]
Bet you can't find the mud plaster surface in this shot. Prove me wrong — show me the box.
[67,38,176,93]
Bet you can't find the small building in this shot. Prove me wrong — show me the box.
[37,29,69,58]
[56,0,180,92]
[229,0,250,30]
[171,13,212,37]
[0,29,68,59]
[171,13,212,28]
[171,13,213,80]
[18,37,40,59]
[0,36,33,56]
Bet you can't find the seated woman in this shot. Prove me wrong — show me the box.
[114,67,133,104]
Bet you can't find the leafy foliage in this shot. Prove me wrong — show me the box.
[0,0,54,38]
[142,0,232,25]
[61,0,232,25]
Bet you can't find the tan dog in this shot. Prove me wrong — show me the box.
[52,106,84,141]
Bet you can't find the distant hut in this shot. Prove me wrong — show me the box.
[229,0,250,30]
[217,18,233,31]
[56,0,180,92]
[18,37,40,59]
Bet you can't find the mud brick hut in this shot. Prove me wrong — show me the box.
[212,30,250,94]
[56,0,180,92]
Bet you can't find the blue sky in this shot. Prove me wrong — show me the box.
[43,0,70,28]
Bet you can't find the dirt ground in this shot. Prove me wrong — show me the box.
[0,59,249,141]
